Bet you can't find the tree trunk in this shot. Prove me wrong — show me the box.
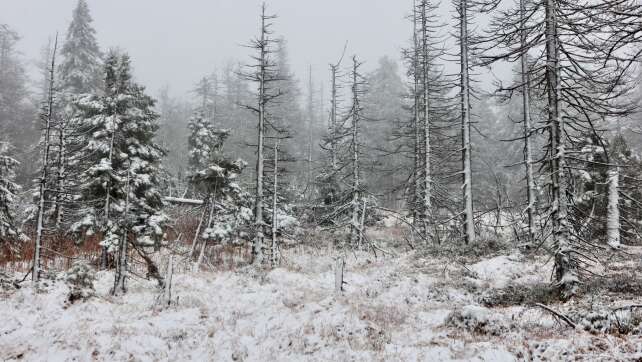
[412,0,423,227]
[460,0,475,244]
[195,197,215,272]
[546,0,576,299]
[330,65,339,173]
[189,205,207,257]
[252,4,268,266]
[271,141,279,267]
[334,256,345,294]
[421,0,433,240]
[113,165,131,296]
[349,57,361,247]
[607,168,620,249]
[33,36,58,284]
[520,0,537,244]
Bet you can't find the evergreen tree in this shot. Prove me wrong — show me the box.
[73,51,166,286]
[0,142,22,250]
[187,112,221,176]
[188,122,252,269]
[0,24,37,183]
[42,0,103,231]
[59,0,102,94]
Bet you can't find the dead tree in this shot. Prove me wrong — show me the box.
[480,0,640,298]
[270,141,280,267]
[33,35,58,284]
[519,0,537,243]
[457,0,475,244]
[241,3,282,266]
[348,56,366,248]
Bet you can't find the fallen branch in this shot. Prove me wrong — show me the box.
[612,305,642,313]
[163,197,204,206]
[532,303,577,329]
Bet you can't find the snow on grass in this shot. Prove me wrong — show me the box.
[2,245,642,361]
[468,253,546,289]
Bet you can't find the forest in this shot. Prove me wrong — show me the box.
[3,0,642,360]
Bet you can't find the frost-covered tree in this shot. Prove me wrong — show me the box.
[59,0,102,94]
[189,129,252,270]
[0,24,36,183]
[185,111,252,268]
[33,37,60,283]
[346,56,367,247]
[0,142,21,251]
[456,0,476,244]
[187,112,221,176]
[47,0,103,230]
[481,0,640,298]
[73,51,166,291]
[241,4,285,266]
[317,47,347,223]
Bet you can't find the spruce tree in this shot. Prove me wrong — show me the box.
[47,0,103,231]
[59,0,102,94]
[73,51,166,289]
[0,142,21,250]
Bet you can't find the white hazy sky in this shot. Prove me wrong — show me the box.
[2,0,428,98]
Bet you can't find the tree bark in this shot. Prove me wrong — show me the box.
[459,0,475,244]
[520,0,537,244]
[607,168,620,249]
[33,36,59,284]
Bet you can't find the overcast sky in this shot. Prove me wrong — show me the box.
[3,0,434,99]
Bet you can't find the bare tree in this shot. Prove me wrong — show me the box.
[242,3,282,266]
[481,0,639,298]
[457,0,475,244]
[33,35,58,284]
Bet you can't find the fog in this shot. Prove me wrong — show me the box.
[3,0,424,97]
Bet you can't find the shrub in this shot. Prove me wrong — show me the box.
[65,261,96,303]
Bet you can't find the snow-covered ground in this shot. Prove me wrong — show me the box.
[2,238,642,361]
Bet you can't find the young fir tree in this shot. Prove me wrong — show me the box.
[72,51,166,292]
[188,121,252,270]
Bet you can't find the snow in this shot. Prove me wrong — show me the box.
[469,254,541,288]
[2,244,641,361]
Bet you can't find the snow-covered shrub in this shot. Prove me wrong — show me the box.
[65,261,96,303]
[481,282,557,307]
[568,308,642,335]
[0,270,20,295]
[445,305,510,336]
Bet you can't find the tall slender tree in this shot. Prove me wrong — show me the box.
[33,36,59,283]
[457,0,475,244]
[242,3,283,266]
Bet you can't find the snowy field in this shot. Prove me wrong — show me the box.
[3,233,642,361]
